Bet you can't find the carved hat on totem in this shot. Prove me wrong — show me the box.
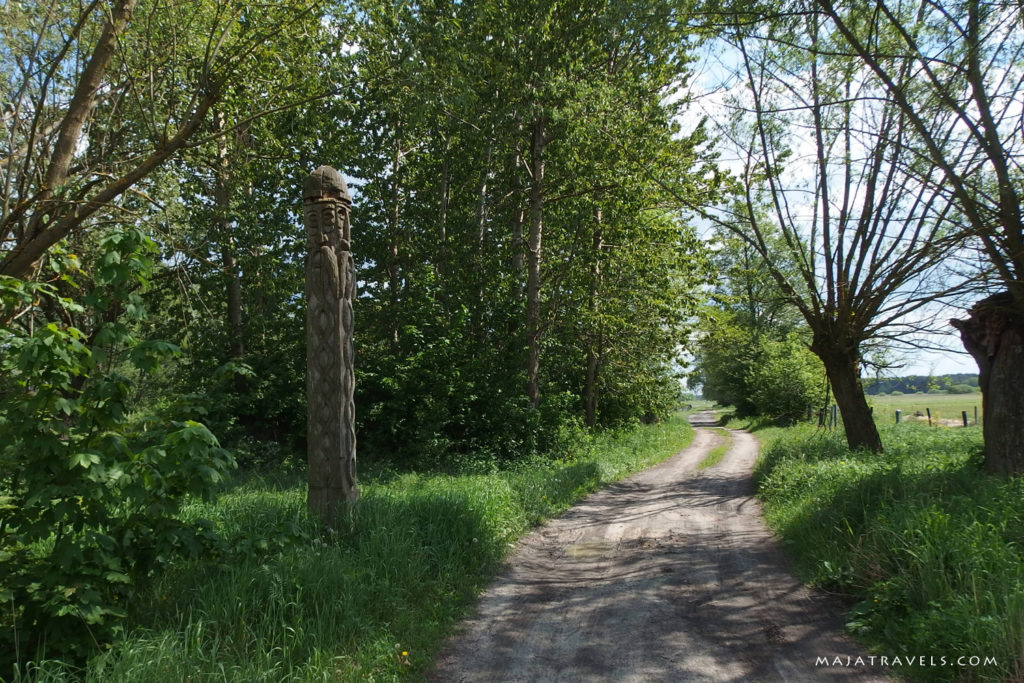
[304,165,351,204]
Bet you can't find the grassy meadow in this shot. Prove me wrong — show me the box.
[9,415,694,683]
[866,392,983,426]
[752,420,1022,681]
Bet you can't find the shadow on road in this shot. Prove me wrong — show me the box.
[431,423,888,682]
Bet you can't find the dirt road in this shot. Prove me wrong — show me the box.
[431,412,888,682]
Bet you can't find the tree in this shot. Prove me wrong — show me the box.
[0,0,321,286]
[141,21,349,452]
[691,237,826,422]
[701,8,973,451]
[339,0,716,463]
[810,0,1024,471]
[0,229,236,663]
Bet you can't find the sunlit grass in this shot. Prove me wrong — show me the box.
[755,422,1022,681]
[867,392,983,426]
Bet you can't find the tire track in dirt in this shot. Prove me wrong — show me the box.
[430,412,888,682]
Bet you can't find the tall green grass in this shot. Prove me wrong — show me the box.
[8,415,693,682]
[755,422,1023,681]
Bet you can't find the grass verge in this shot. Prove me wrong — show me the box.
[754,422,1023,681]
[12,414,694,683]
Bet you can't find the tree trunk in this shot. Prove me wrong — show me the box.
[511,203,525,277]
[475,143,492,253]
[214,113,245,370]
[438,152,449,278]
[583,209,603,428]
[525,116,547,408]
[509,156,525,302]
[471,142,493,339]
[508,118,526,302]
[952,292,1024,475]
[387,132,402,348]
[223,249,244,357]
[816,343,883,452]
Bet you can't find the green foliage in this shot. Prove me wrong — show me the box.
[693,229,827,423]
[7,416,693,682]
[863,374,980,395]
[756,423,1020,680]
[691,313,757,413]
[354,296,543,469]
[0,231,235,666]
[747,334,826,423]
[318,0,713,464]
[693,311,827,423]
[104,0,714,471]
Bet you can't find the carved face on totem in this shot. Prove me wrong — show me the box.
[303,166,352,250]
[304,199,349,249]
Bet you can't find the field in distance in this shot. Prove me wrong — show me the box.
[868,392,982,425]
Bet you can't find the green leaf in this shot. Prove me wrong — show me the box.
[70,452,102,469]
[104,571,131,584]
[55,397,78,415]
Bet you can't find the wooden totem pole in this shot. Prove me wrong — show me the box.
[304,166,358,518]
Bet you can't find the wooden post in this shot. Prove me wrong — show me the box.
[926,408,932,426]
[896,409,901,423]
[831,404,838,430]
[962,411,969,428]
[304,166,358,519]
[975,406,979,425]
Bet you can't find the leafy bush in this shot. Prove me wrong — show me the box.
[748,334,826,423]
[0,230,235,666]
[693,314,826,422]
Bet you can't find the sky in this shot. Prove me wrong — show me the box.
[886,351,971,376]
[891,345,977,377]
[679,40,982,380]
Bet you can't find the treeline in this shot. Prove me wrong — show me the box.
[150,0,718,469]
[863,375,980,395]
[2,1,718,471]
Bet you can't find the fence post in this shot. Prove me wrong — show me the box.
[926,408,932,426]
[962,411,969,428]
[896,409,901,423]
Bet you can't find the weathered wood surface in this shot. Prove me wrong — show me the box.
[304,166,358,518]
[952,291,1024,475]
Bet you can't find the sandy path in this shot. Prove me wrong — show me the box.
[430,412,889,682]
